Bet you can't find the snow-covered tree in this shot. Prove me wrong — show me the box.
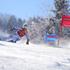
[0,17,3,30]
[54,0,69,19]
[7,16,17,34]
[27,17,50,43]
[52,0,70,35]
[17,18,23,28]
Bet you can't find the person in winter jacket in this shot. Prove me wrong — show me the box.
[17,26,30,45]
[7,25,30,45]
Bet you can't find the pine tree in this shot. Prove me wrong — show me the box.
[52,0,70,35]
[7,16,17,34]
[54,0,69,19]
[17,18,23,28]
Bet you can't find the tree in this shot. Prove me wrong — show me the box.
[27,17,50,43]
[54,0,69,19]
[17,18,23,28]
[0,17,3,30]
[7,15,17,34]
[52,0,70,35]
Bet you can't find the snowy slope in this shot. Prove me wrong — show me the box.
[0,41,70,70]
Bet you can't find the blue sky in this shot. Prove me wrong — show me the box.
[0,0,54,19]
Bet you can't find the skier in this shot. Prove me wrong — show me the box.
[7,25,30,45]
[17,25,30,45]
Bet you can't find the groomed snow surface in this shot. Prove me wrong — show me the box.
[0,40,70,70]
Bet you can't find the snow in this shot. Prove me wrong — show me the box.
[0,41,70,70]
